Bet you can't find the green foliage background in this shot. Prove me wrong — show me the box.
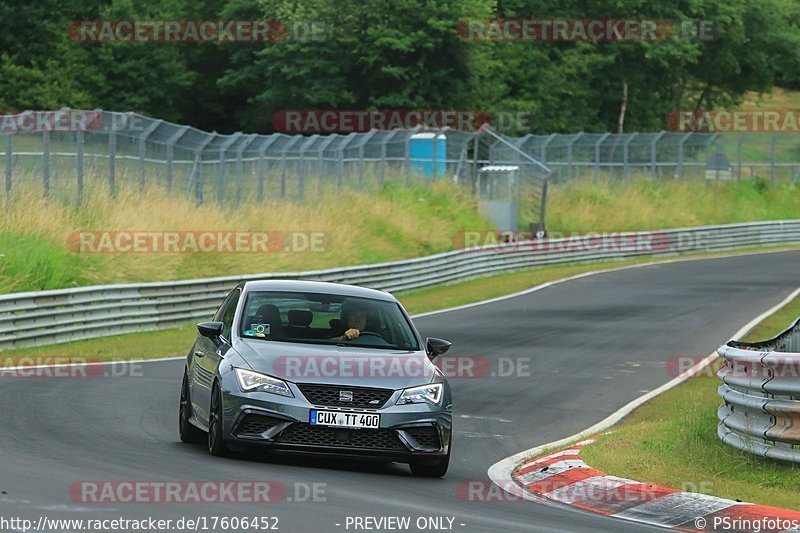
[1,0,799,133]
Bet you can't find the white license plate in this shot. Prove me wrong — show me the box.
[310,410,380,429]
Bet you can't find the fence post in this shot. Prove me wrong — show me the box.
[193,133,216,205]
[540,133,556,164]
[42,129,50,198]
[235,134,258,206]
[76,130,84,205]
[5,135,11,198]
[108,125,117,198]
[316,134,338,195]
[279,135,302,199]
[677,132,691,178]
[354,130,376,188]
[770,134,780,183]
[736,135,746,181]
[651,131,665,178]
[258,144,267,202]
[566,132,583,180]
[338,133,358,191]
[297,135,320,200]
[432,134,438,181]
[622,133,637,180]
[593,133,609,181]
[472,134,479,194]
[538,178,548,231]
[257,134,279,203]
[138,119,162,192]
[217,132,242,205]
[166,125,190,193]
[139,120,163,191]
[379,132,396,186]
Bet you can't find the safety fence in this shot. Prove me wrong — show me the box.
[0,110,549,215]
[1,220,799,350]
[717,310,800,462]
[4,110,800,211]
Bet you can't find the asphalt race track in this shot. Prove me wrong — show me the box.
[1,251,798,533]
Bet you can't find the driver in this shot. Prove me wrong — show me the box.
[331,299,370,340]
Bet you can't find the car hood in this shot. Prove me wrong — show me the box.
[233,337,438,389]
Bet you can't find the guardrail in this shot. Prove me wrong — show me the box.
[717,312,800,462]
[2,220,800,350]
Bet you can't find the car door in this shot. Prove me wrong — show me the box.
[191,288,241,425]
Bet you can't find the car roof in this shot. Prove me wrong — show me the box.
[241,279,398,302]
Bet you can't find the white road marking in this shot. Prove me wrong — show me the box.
[457,414,512,422]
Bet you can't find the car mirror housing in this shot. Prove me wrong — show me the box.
[197,321,224,340]
[426,337,452,358]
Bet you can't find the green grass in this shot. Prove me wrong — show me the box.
[581,292,800,510]
[547,178,800,232]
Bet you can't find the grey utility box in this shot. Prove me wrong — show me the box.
[477,165,520,232]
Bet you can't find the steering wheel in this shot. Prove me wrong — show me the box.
[356,331,385,340]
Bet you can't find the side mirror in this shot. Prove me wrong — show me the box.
[197,321,224,341]
[426,337,452,359]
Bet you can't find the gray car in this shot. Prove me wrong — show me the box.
[179,280,453,477]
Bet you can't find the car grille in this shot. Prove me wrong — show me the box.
[297,384,394,409]
[403,426,441,449]
[276,423,405,450]
[235,414,283,439]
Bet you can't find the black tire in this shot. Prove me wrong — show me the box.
[208,381,230,456]
[179,371,205,444]
[410,447,451,478]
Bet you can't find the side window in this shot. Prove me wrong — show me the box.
[213,291,234,322]
[220,289,241,340]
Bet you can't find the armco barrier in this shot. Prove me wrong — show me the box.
[717,313,800,462]
[2,220,800,350]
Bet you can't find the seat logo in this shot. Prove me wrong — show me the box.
[339,390,353,402]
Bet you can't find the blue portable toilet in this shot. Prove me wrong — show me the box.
[409,133,447,178]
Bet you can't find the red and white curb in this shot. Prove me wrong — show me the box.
[509,438,800,532]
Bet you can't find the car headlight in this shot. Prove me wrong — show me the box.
[397,383,443,406]
[234,368,293,397]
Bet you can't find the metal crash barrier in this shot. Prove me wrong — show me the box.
[717,313,800,462]
[1,219,799,350]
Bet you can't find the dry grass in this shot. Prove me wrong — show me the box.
[0,178,489,292]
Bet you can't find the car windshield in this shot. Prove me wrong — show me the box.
[239,291,419,351]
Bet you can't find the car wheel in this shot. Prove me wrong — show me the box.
[208,381,229,456]
[179,371,205,444]
[410,446,451,478]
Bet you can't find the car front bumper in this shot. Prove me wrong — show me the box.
[220,374,452,462]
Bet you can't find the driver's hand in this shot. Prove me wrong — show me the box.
[344,328,360,340]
